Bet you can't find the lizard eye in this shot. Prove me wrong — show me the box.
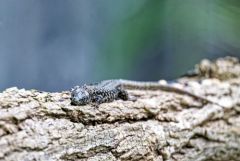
[70,87,90,105]
[71,86,80,92]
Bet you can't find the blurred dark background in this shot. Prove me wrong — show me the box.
[0,0,240,92]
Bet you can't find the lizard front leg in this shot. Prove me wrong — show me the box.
[117,88,137,101]
[118,89,129,100]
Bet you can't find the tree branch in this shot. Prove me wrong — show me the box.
[0,57,240,161]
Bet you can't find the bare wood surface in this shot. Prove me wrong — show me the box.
[0,57,240,161]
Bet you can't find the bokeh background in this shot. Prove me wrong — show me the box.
[0,0,240,92]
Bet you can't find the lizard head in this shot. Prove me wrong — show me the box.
[70,85,90,105]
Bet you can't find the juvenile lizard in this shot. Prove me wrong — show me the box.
[70,79,222,107]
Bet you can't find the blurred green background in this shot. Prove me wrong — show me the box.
[0,0,240,91]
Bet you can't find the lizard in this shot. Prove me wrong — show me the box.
[70,79,224,107]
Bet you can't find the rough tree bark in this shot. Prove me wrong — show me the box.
[0,57,240,161]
